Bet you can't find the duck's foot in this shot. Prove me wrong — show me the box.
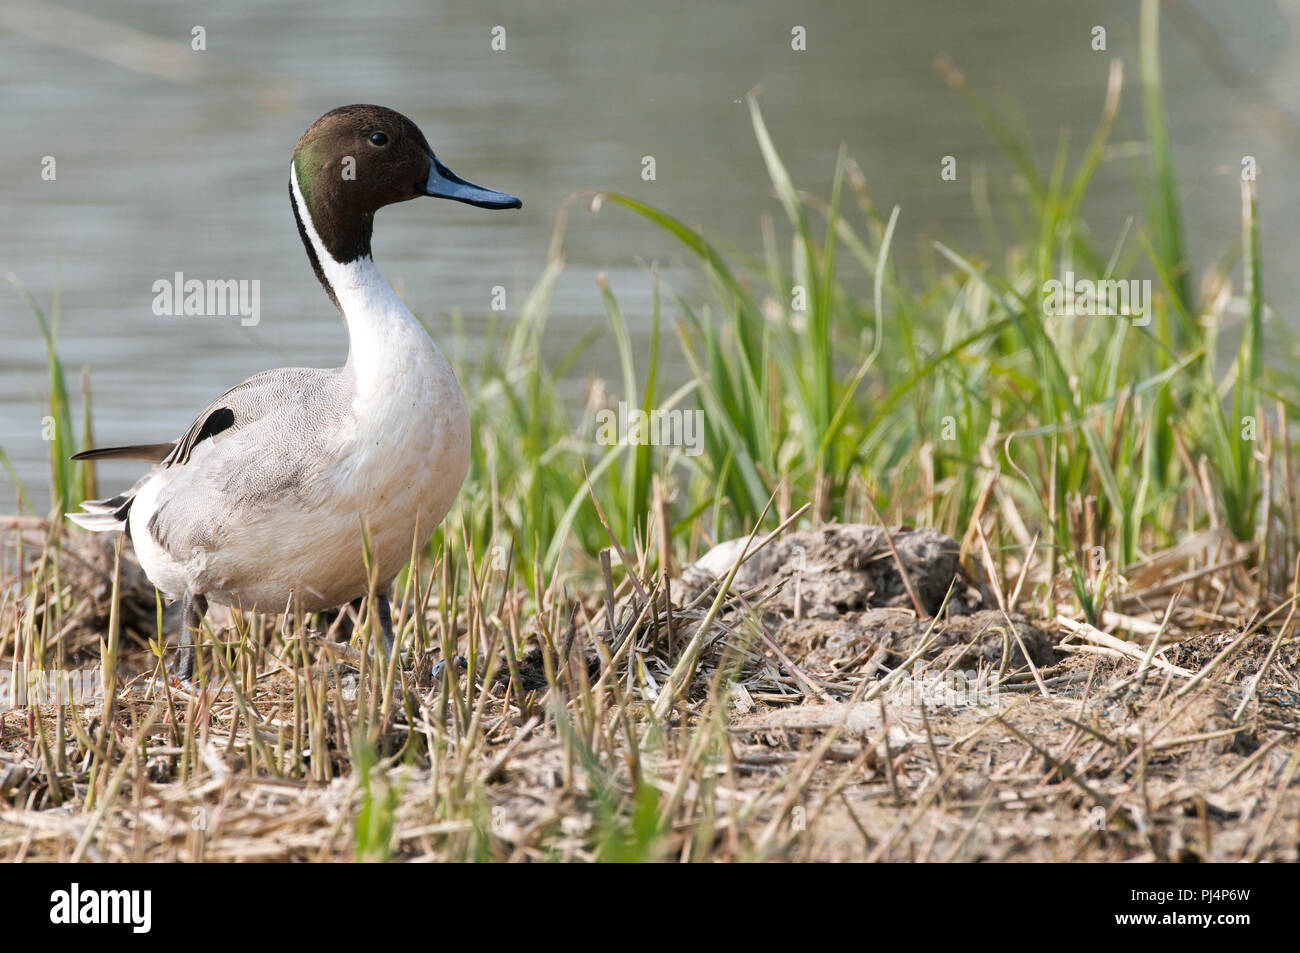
[431,655,468,681]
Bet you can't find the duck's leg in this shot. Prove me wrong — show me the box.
[324,597,364,642]
[176,590,208,683]
[375,592,395,656]
[370,592,464,682]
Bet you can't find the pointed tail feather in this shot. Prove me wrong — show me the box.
[66,493,134,532]
[76,493,130,514]
[71,443,174,462]
[66,509,126,532]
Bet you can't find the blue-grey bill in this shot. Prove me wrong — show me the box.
[420,156,521,209]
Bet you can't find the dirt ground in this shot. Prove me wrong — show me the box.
[725,621,1300,861]
[2,523,1297,861]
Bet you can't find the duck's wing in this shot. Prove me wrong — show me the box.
[71,371,275,471]
[144,367,353,557]
[67,367,344,533]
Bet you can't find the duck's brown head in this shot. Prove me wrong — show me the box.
[290,104,520,267]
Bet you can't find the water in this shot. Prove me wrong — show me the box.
[3,0,1298,507]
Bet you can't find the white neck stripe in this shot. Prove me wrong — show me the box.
[289,162,428,392]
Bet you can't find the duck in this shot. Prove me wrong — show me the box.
[67,104,521,682]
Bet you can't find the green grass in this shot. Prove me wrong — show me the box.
[431,0,1271,629]
[6,271,96,516]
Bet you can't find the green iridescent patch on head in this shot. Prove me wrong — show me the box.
[293,143,324,210]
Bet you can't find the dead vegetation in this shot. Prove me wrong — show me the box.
[1,514,1297,862]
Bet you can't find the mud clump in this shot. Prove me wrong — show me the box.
[785,608,1059,675]
[677,524,1053,675]
[679,524,985,618]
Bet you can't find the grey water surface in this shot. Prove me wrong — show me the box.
[2,0,1298,506]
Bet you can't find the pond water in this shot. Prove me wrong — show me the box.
[3,0,1298,506]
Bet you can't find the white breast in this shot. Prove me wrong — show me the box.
[126,168,472,613]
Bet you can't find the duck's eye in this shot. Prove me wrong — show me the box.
[369,132,388,146]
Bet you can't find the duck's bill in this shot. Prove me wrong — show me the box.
[420,156,522,209]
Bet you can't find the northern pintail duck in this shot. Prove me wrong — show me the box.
[68,105,521,681]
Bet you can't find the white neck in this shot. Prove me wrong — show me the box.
[290,163,433,394]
